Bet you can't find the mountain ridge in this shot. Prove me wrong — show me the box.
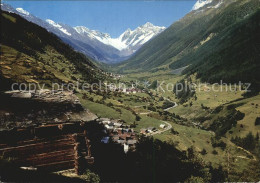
[74,22,165,52]
[1,3,165,63]
[113,0,260,88]
[0,10,107,90]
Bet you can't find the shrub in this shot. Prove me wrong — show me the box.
[81,169,100,183]
[185,176,204,183]
[231,132,257,152]
[255,117,260,126]
[107,102,113,107]
[200,149,207,155]
[173,79,195,104]
[171,128,179,135]
[211,138,227,150]
[212,150,218,155]
[162,100,175,109]
[135,115,141,121]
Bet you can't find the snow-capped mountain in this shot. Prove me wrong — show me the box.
[74,22,165,53]
[192,0,223,11]
[1,3,165,63]
[75,26,126,51]
[120,22,165,50]
[16,7,30,15]
[192,0,213,10]
[46,19,71,36]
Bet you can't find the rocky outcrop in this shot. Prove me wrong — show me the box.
[0,90,97,130]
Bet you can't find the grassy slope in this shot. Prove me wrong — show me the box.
[76,71,258,173]
[227,95,260,138]
[1,4,258,178]
[77,78,256,171]
[77,92,162,130]
[154,122,252,172]
[112,0,259,87]
[0,11,105,90]
[106,0,260,149]
[132,72,259,167]
[174,9,260,86]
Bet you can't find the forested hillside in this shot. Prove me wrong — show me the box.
[0,11,106,90]
[115,0,260,88]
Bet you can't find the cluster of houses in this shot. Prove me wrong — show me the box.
[101,71,124,80]
[140,124,166,135]
[104,84,144,95]
[98,118,137,153]
[121,88,143,94]
[140,127,157,135]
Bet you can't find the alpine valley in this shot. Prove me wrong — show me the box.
[1,3,165,63]
[0,0,260,182]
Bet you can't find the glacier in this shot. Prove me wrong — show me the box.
[74,22,165,51]
[192,0,213,10]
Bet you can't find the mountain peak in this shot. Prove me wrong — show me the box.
[116,22,165,50]
[46,19,71,36]
[74,26,91,34]
[73,23,165,52]
[46,19,60,27]
[143,22,154,27]
[16,8,30,16]
[192,0,213,10]
[74,26,111,41]
[126,28,132,32]
[139,22,166,30]
[1,3,166,63]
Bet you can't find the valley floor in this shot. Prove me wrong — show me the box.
[77,71,260,180]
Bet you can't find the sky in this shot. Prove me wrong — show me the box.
[3,1,196,38]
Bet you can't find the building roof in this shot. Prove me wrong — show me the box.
[127,140,137,145]
[147,127,155,130]
[101,136,110,144]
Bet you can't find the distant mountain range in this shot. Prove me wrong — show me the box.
[115,0,260,88]
[74,22,165,57]
[1,3,165,63]
[1,9,108,91]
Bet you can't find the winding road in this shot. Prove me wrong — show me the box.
[147,120,172,136]
[163,97,178,111]
[164,102,178,111]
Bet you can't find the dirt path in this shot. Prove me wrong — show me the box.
[148,121,172,136]
[164,102,178,111]
[235,146,257,160]
[139,111,153,115]
[163,98,178,111]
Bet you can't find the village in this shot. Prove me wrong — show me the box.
[98,118,137,153]
[104,82,145,95]
[98,118,171,153]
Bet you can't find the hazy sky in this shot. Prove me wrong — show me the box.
[4,1,195,37]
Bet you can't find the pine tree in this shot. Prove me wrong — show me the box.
[256,132,259,141]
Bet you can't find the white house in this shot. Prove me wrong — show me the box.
[105,124,114,130]
[160,124,166,129]
[147,127,156,133]
[124,143,129,153]
[114,122,122,128]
